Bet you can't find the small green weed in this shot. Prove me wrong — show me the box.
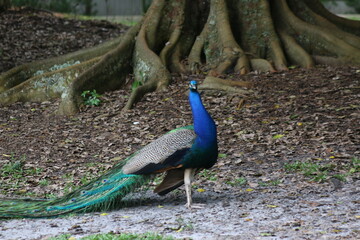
[258,179,281,187]
[284,161,333,182]
[198,169,217,181]
[350,157,360,173]
[1,158,25,176]
[175,217,194,231]
[1,155,43,196]
[131,80,143,91]
[49,232,174,240]
[39,179,50,186]
[80,172,95,185]
[81,90,101,106]
[285,157,359,182]
[226,177,247,187]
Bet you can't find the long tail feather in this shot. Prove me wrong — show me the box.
[0,157,150,219]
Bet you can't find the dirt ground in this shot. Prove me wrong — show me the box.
[0,9,359,240]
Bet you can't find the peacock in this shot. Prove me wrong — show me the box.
[0,80,218,218]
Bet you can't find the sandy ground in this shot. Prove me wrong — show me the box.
[1,178,359,239]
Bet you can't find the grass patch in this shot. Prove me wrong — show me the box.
[258,179,281,187]
[345,16,360,21]
[284,157,359,182]
[226,177,247,187]
[49,232,175,240]
[198,169,217,181]
[284,161,333,182]
[0,154,43,196]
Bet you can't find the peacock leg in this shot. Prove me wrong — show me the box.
[184,168,205,209]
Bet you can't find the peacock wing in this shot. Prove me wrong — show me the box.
[122,126,196,175]
[153,168,185,195]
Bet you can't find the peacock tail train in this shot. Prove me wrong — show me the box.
[0,126,195,219]
[0,158,150,219]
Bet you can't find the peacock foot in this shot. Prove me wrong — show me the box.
[185,203,206,209]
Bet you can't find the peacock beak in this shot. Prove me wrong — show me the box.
[189,80,198,90]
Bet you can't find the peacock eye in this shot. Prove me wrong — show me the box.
[102,179,108,183]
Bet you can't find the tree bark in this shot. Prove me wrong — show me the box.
[0,0,359,115]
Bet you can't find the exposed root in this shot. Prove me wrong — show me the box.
[250,59,276,73]
[278,30,314,68]
[124,0,171,111]
[58,23,141,115]
[0,36,123,94]
[302,0,360,36]
[312,55,347,66]
[159,1,185,68]
[288,0,360,49]
[206,0,249,76]
[0,58,100,106]
[1,0,360,114]
[198,76,252,95]
[274,0,360,65]
[168,44,187,73]
[188,24,208,74]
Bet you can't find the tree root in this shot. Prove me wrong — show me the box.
[188,23,208,74]
[124,0,172,111]
[278,30,314,68]
[1,0,360,114]
[198,76,252,95]
[302,0,360,36]
[0,57,100,106]
[288,0,360,49]
[250,59,276,73]
[58,23,141,115]
[0,36,123,94]
[274,0,360,65]
[206,0,249,76]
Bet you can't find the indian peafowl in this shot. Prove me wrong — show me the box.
[0,80,218,218]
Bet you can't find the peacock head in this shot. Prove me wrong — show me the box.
[189,80,198,91]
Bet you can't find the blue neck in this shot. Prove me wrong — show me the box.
[189,89,217,147]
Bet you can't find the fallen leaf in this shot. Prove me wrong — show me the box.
[273,134,284,139]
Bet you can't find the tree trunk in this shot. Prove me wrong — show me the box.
[1,0,359,115]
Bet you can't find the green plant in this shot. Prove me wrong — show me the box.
[49,232,175,240]
[1,157,25,176]
[226,177,247,187]
[81,89,101,106]
[80,172,94,185]
[198,169,217,181]
[332,174,347,182]
[131,80,143,91]
[258,179,281,187]
[175,217,194,231]
[350,157,360,173]
[1,154,43,196]
[39,179,50,186]
[284,161,333,182]
[285,157,359,182]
